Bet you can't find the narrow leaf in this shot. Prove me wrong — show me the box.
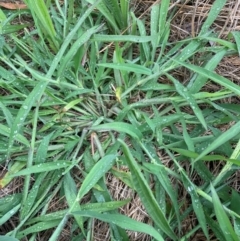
[118,139,177,240]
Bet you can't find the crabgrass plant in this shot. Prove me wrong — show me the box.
[0,0,240,240]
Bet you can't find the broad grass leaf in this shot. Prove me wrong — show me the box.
[151,3,160,57]
[158,0,170,37]
[64,173,84,234]
[73,211,165,241]
[118,139,177,240]
[90,122,143,140]
[20,173,46,220]
[10,161,71,176]
[29,200,129,225]
[195,121,240,162]
[16,220,60,239]
[94,34,153,42]
[98,63,151,75]
[211,184,239,241]
[0,236,19,241]
[0,204,21,225]
[77,155,116,200]
[35,132,53,163]
[199,0,227,35]
[48,216,69,241]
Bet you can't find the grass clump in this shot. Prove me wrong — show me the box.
[0,0,240,240]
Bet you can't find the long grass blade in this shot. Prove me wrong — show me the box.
[73,211,165,241]
[118,139,177,240]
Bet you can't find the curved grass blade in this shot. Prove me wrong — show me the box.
[118,139,177,240]
[73,211,165,241]
[211,184,239,241]
[90,122,143,140]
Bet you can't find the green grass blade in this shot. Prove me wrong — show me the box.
[90,122,143,140]
[98,63,152,75]
[181,174,209,239]
[48,216,69,241]
[0,236,19,241]
[151,3,160,60]
[46,0,101,78]
[6,81,48,158]
[58,24,103,77]
[64,173,84,234]
[211,184,239,241]
[94,34,153,42]
[199,0,227,35]
[0,204,21,225]
[188,49,226,93]
[118,139,177,240]
[166,73,207,129]
[24,0,59,51]
[195,121,240,162]
[172,59,240,96]
[77,154,116,201]
[0,124,29,147]
[158,0,170,37]
[85,0,119,32]
[16,220,60,239]
[10,161,71,176]
[73,211,165,241]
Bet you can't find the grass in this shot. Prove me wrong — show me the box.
[0,0,240,240]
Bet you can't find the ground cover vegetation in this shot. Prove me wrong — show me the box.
[0,0,240,240]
